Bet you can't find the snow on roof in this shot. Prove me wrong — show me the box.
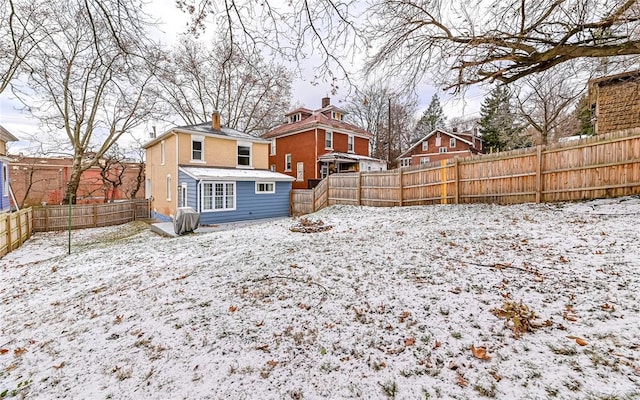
[143,122,268,149]
[318,151,386,163]
[179,166,295,182]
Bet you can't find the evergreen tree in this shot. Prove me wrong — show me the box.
[416,94,446,136]
[574,95,596,136]
[479,85,523,151]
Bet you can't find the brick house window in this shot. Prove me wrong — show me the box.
[325,131,333,149]
[348,135,354,152]
[439,147,447,153]
[420,157,430,164]
[285,153,292,171]
[422,141,428,151]
[450,138,456,148]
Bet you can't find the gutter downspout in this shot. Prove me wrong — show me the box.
[314,127,318,179]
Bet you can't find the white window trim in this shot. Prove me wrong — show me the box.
[201,181,236,212]
[191,135,205,162]
[160,140,166,165]
[284,153,292,172]
[270,139,277,156]
[325,131,333,150]
[237,141,253,168]
[166,174,172,201]
[179,182,188,207]
[439,147,447,153]
[296,161,304,182]
[255,182,275,194]
[422,141,428,151]
[348,134,354,153]
[450,138,456,148]
[420,157,430,164]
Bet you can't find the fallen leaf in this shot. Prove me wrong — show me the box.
[489,371,502,382]
[228,305,237,313]
[0,349,8,355]
[433,340,442,349]
[404,337,416,346]
[53,362,65,369]
[266,360,278,368]
[255,321,264,327]
[471,345,491,360]
[14,348,27,356]
[567,336,588,346]
[5,364,17,372]
[456,372,467,387]
[399,311,410,322]
[559,256,569,263]
[114,315,123,324]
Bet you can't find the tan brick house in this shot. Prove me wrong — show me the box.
[589,70,640,134]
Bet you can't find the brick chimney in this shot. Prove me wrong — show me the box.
[321,97,330,108]
[211,110,221,130]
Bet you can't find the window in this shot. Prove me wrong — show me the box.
[422,141,428,151]
[191,136,204,161]
[400,158,411,167]
[296,162,304,181]
[270,164,276,172]
[160,140,166,165]
[435,134,441,146]
[289,113,300,123]
[450,138,456,148]
[166,174,172,201]
[420,157,430,164]
[325,131,333,149]
[2,164,8,196]
[270,139,276,156]
[284,153,292,171]
[237,144,251,166]
[331,111,342,120]
[145,178,152,199]
[178,183,187,207]
[256,182,275,194]
[348,135,354,152]
[439,147,447,153]
[202,182,235,211]
[320,165,329,179]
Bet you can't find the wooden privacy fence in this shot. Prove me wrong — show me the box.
[33,199,150,232]
[0,208,33,257]
[291,129,640,214]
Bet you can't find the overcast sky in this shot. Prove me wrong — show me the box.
[0,2,484,153]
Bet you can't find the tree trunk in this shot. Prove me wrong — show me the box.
[63,155,84,204]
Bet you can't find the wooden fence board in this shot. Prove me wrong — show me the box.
[33,200,150,232]
[0,208,33,257]
[290,129,640,214]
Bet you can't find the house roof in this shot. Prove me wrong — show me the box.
[262,111,373,139]
[0,125,19,142]
[179,166,295,182]
[142,122,268,149]
[397,129,479,159]
[285,107,313,117]
[589,69,640,87]
[318,152,386,164]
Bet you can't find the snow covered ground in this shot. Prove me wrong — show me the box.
[1,197,639,399]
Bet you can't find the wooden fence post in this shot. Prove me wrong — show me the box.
[440,160,448,204]
[132,200,137,221]
[17,212,23,246]
[44,206,49,231]
[93,203,98,227]
[311,187,316,213]
[398,169,403,207]
[6,215,12,252]
[535,145,543,203]
[454,158,460,204]
[357,172,362,206]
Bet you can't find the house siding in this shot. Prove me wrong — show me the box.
[594,77,640,134]
[178,170,198,208]
[0,160,10,212]
[195,180,291,225]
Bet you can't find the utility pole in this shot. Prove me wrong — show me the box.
[388,97,392,164]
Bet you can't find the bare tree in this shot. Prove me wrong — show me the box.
[344,83,417,161]
[0,0,46,94]
[514,68,586,145]
[19,1,159,204]
[154,36,292,135]
[177,0,640,91]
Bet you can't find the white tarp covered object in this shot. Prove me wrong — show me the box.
[173,207,200,235]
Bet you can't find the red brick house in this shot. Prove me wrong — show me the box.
[8,155,145,207]
[589,70,640,134]
[397,128,484,167]
[262,97,386,189]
